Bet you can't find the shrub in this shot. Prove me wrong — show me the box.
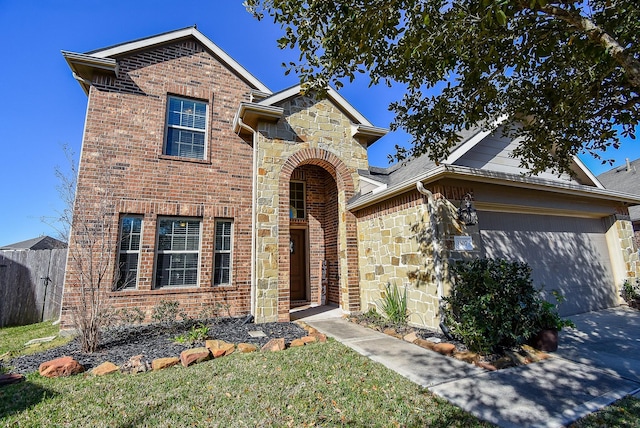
[378,282,409,325]
[151,300,186,324]
[174,323,210,345]
[442,258,541,354]
[622,278,640,303]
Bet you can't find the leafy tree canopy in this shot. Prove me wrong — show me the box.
[245,0,639,175]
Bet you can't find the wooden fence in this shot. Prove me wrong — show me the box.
[0,249,67,327]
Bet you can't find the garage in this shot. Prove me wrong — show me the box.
[478,211,617,316]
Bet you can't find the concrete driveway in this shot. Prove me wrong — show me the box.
[555,306,640,382]
[304,305,640,428]
[429,306,640,427]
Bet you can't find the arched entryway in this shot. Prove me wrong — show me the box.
[277,148,359,321]
[288,164,339,307]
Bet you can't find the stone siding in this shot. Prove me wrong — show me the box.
[253,96,368,322]
[355,188,479,328]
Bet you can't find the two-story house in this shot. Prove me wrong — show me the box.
[61,26,640,329]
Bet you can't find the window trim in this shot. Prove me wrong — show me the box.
[213,219,234,286]
[289,180,306,220]
[116,215,143,290]
[154,217,202,289]
[163,95,209,160]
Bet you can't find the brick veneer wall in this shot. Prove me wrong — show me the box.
[61,40,256,328]
[289,165,339,306]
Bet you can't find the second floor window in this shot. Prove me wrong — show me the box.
[165,96,207,159]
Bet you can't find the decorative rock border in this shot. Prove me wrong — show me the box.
[349,317,550,371]
[37,322,326,378]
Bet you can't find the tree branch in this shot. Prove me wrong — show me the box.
[534,3,640,91]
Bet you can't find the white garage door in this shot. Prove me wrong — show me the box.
[479,212,617,316]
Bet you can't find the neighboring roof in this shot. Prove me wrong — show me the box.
[597,158,640,195]
[0,236,67,251]
[597,158,640,222]
[62,26,271,95]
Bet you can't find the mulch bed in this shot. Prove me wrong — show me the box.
[7,318,307,375]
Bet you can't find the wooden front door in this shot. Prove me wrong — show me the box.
[290,229,307,302]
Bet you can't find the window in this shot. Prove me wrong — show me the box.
[155,218,201,288]
[165,96,207,159]
[289,181,305,219]
[117,216,142,289]
[214,220,233,285]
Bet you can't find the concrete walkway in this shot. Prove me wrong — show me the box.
[298,306,640,428]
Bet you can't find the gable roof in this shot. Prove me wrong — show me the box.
[597,158,640,222]
[258,85,373,126]
[234,84,388,145]
[0,236,67,251]
[351,125,629,209]
[63,26,271,95]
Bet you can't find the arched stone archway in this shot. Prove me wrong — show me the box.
[275,148,360,321]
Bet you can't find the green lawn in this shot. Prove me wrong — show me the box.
[569,395,640,427]
[1,340,491,427]
[1,323,638,427]
[0,321,72,360]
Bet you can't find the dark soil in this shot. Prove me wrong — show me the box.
[8,318,307,375]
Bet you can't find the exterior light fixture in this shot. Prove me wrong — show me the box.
[457,193,478,226]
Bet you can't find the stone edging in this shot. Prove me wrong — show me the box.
[347,318,550,371]
[37,322,326,378]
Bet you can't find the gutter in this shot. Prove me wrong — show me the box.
[348,164,640,211]
[233,103,284,137]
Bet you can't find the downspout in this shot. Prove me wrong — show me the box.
[416,182,445,324]
[236,118,258,318]
[71,72,93,89]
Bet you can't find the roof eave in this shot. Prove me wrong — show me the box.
[233,102,284,138]
[61,51,118,95]
[352,124,389,146]
[347,164,640,211]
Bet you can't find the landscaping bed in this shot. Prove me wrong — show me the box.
[347,311,551,370]
[7,317,307,374]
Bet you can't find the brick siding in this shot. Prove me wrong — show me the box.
[61,40,256,327]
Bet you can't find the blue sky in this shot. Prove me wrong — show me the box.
[0,1,637,246]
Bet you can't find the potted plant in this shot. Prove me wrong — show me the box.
[530,291,575,352]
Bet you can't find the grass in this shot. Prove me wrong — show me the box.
[569,395,640,427]
[1,323,638,427]
[0,340,491,427]
[0,321,72,360]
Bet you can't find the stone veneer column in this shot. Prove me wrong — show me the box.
[252,96,367,323]
[605,213,640,299]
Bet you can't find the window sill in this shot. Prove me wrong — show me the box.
[108,286,232,297]
[158,154,211,165]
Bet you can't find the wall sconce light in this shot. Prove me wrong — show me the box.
[457,193,478,226]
